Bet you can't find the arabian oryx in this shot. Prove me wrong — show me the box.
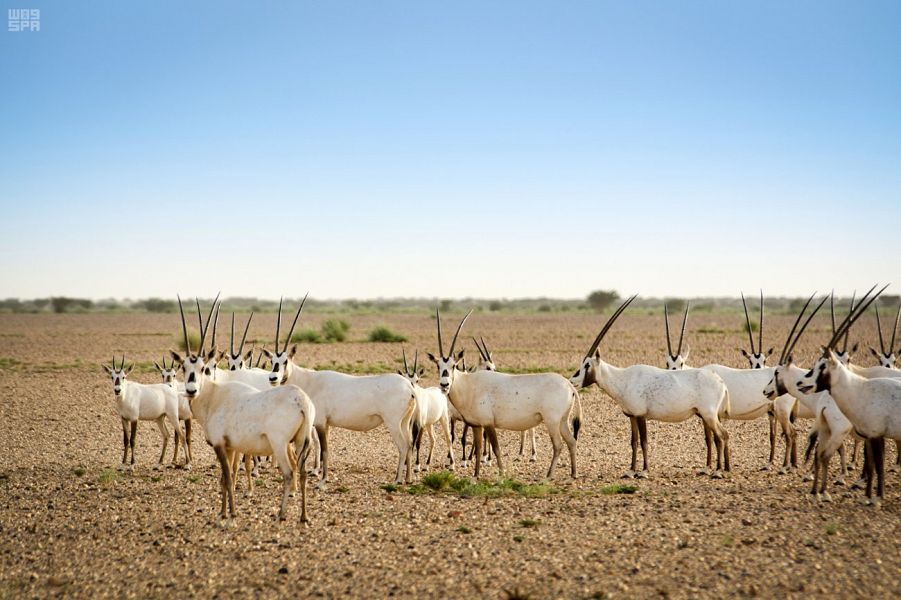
[797,284,901,507]
[104,355,189,471]
[429,309,582,480]
[570,295,731,478]
[152,355,193,464]
[762,293,853,500]
[398,348,454,473]
[172,296,315,522]
[695,292,798,473]
[265,296,417,486]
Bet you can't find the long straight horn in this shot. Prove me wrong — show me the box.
[120,354,126,370]
[448,309,473,357]
[230,312,236,356]
[829,291,837,339]
[239,312,254,354]
[210,301,221,351]
[283,292,309,353]
[402,346,410,376]
[842,291,856,352]
[758,290,764,356]
[197,293,220,354]
[875,300,886,353]
[778,292,816,365]
[480,336,492,361]
[740,292,756,354]
[471,336,488,361]
[828,284,886,350]
[413,349,419,373]
[436,307,444,357]
[275,297,283,352]
[783,295,828,363]
[663,303,673,356]
[177,295,191,355]
[585,294,639,358]
[891,302,901,354]
[677,302,690,357]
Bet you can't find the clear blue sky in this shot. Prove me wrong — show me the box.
[1,1,899,300]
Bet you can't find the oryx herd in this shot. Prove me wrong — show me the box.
[101,285,901,524]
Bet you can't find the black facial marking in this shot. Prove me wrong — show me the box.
[441,369,449,378]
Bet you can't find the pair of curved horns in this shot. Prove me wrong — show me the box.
[436,308,473,359]
[472,336,492,362]
[585,294,638,358]
[874,299,901,355]
[229,312,254,357]
[275,293,309,354]
[111,355,126,370]
[401,347,419,377]
[664,302,690,358]
[830,291,857,353]
[740,291,764,355]
[177,292,220,356]
[778,292,828,365]
[825,284,888,353]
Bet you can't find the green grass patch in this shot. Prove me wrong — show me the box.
[380,483,399,493]
[322,320,350,342]
[292,329,323,344]
[721,534,734,547]
[513,535,524,543]
[336,485,350,494]
[186,475,201,483]
[367,326,407,343]
[416,471,560,498]
[98,469,118,486]
[697,327,725,334]
[600,484,638,495]
[825,523,838,536]
[457,525,472,534]
[518,518,541,528]
[0,357,23,370]
[314,362,396,374]
[175,328,202,353]
[72,467,86,477]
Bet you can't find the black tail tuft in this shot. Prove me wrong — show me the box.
[804,430,819,464]
[573,417,582,440]
[411,421,421,449]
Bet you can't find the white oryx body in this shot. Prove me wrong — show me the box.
[153,357,193,464]
[398,349,454,473]
[265,296,417,486]
[105,358,189,471]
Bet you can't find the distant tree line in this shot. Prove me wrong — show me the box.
[0,293,896,315]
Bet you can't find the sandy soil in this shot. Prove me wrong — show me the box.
[0,311,898,599]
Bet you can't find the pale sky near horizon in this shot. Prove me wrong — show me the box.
[1,1,899,301]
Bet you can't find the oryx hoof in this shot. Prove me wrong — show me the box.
[696,467,711,476]
[888,464,900,473]
[759,464,772,472]
[710,470,724,480]
[777,466,789,475]
[413,465,421,473]
[126,465,135,473]
[118,464,127,472]
[622,470,635,479]
[833,477,846,486]
[870,497,883,509]
[529,455,538,463]
[851,479,866,490]
[819,492,832,503]
[802,473,814,482]
[635,470,649,479]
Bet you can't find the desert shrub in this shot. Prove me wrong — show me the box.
[136,298,176,313]
[175,328,202,352]
[291,329,323,344]
[368,326,407,343]
[489,300,503,312]
[50,297,93,313]
[321,319,350,342]
[587,290,619,312]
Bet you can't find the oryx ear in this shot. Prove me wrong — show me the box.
[455,349,465,362]
[289,344,297,358]
[418,367,425,377]
[869,346,880,358]
[851,342,859,353]
[244,349,254,362]
[819,345,827,355]
[102,364,113,374]
[682,344,691,360]
[739,348,750,358]
[217,351,225,362]
[170,350,183,363]
[125,364,135,375]
[427,352,438,364]
[594,348,600,359]
[153,361,162,371]
[786,353,794,365]
[765,347,774,358]
[206,348,217,362]
[261,348,272,358]
[397,369,404,375]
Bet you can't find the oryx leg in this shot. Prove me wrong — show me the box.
[625,416,639,478]
[471,426,484,479]
[440,415,455,471]
[864,438,876,505]
[295,437,310,524]
[486,426,503,477]
[425,424,436,471]
[388,421,412,485]
[871,437,885,508]
[315,424,329,488]
[120,418,130,469]
[269,437,294,521]
[154,416,169,468]
[560,412,578,478]
[890,440,901,473]
[213,445,233,519]
[184,419,193,465]
[461,422,471,467]
[636,416,649,478]
[128,421,138,470]
[698,418,713,475]
[761,410,776,471]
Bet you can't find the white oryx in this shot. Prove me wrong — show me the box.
[762,295,852,500]
[699,292,797,473]
[398,348,454,473]
[868,299,900,368]
[571,295,730,478]
[429,309,582,480]
[217,312,272,391]
[797,284,901,507]
[265,297,417,486]
[152,355,193,464]
[172,296,315,522]
[662,302,691,371]
[104,356,189,471]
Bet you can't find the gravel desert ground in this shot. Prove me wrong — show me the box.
[1,311,899,598]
